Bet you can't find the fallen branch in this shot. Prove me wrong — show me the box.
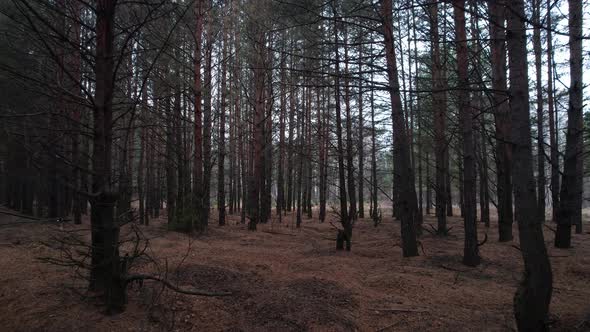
[417,240,427,256]
[544,224,557,233]
[329,221,342,231]
[0,218,71,228]
[261,230,295,237]
[423,224,453,236]
[439,264,470,273]
[421,225,436,236]
[125,274,232,297]
[0,209,42,220]
[376,320,404,332]
[478,233,488,247]
[373,307,428,313]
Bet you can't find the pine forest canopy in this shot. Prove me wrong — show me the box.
[0,0,588,330]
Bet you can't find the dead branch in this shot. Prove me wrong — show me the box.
[372,307,429,313]
[124,274,231,297]
[543,224,556,233]
[478,233,488,247]
[422,224,453,236]
[261,230,295,236]
[417,240,427,256]
[375,318,406,332]
[439,264,470,273]
[0,218,71,227]
[0,208,42,220]
[329,221,342,231]
[421,225,436,236]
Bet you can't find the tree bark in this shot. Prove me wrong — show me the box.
[533,0,546,222]
[203,1,214,227]
[89,0,124,312]
[332,1,351,250]
[357,40,365,219]
[453,0,480,266]
[429,1,448,234]
[192,0,205,232]
[248,13,266,231]
[506,1,553,329]
[556,0,584,245]
[218,8,228,226]
[488,0,513,241]
[380,0,418,257]
[343,26,357,222]
[546,0,559,224]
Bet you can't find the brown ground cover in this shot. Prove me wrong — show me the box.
[0,207,588,331]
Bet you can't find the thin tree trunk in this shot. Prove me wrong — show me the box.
[547,0,559,223]
[287,49,296,213]
[357,40,365,219]
[296,87,305,228]
[318,85,327,223]
[506,2,553,329]
[203,1,213,227]
[488,0,513,241]
[370,50,378,221]
[453,0,480,266]
[430,1,448,234]
[192,0,205,232]
[332,2,351,250]
[380,0,418,257]
[89,0,124,311]
[343,26,357,222]
[218,8,228,226]
[555,0,584,244]
[248,17,266,231]
[426,151,432,215]
[533,0,546,222]
[165,90,177,227]
[277,33,286,217]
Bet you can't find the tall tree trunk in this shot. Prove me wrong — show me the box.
[175,68,184,219]
[556,0,584,244]
[296,87,305,228]
[453,0,480,266]
[370,53,378,221]
[287,51,296,213]
[488,0,513,241]
[203,1,213,227]
[192,0,205,232]
[261,37,274,224]
[357,41,365,219]
[380,0,418,257]
[506,1,553,329]
[343,26,357,222]
[332,2,351,250]
[533,0,546,222]
[318,85,327,223]
[430,1,448,234]
[218,9,228,226]
[248,18,266,231]
[69,0,82,224]
[547,0,559,223]
[89,0,124,312]
[165,91,177,227]
[412,5,422,219]
[305,81,312,219]
[277,33,286,217]
[138,81,147,226]
[426,152,432,215]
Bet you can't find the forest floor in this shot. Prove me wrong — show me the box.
[0,206,589,332]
